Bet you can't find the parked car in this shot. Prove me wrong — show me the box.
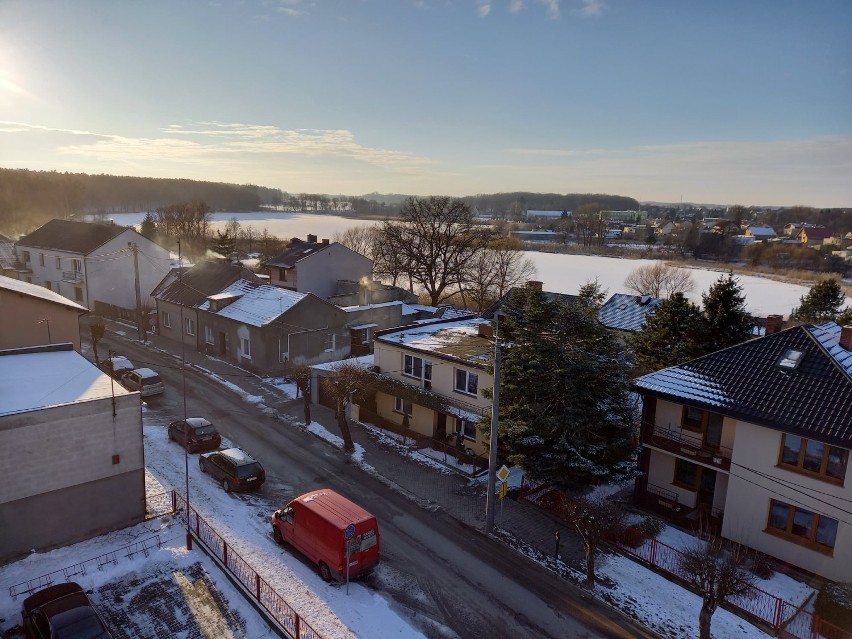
[271,489,380,582]
[120,367,164,397]
[98,355,134,380]
[21,581,113,639]
[198,447,265,492]
[168,417,221,452]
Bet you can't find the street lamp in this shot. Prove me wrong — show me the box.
[178,240,192,551]
[37,318,52,344]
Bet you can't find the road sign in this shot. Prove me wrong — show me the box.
[498,482,508,500]
[496,465,510,483]
[344,523,356,540]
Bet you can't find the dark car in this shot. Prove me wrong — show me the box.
[21,581,113,639]
[199,447,265,492]
[98,355,134,381]
[168,417,221,452]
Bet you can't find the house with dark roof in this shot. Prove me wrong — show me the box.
[15,219,171,315]
[481,280,578,321]
[633,321,852,581]
[261,234,372,300]
[796,226,835,247]
[0,275,88,351]
[597,293,663,334]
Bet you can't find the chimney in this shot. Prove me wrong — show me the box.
[322,238,330,245]
[841,325,852,350]
[526,280,543,291]
[478,323,494,338]
[765,315,784,335]
[307,234,317,243]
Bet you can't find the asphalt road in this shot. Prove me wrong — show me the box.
[92,332,652,639]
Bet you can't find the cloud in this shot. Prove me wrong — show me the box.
[509,0,524,13]
[539,0,559,19]
[578,0,603,16]
[477,1,492,17]
[272,0,305,16]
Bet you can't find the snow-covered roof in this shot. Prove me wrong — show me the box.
[746,226,777,237]
[0,345,129,416]
[376,318,493,366]
[341,300,405,312]
[200,279,308,327]
[310,354,375,371]
[0,274,88,312]
[598,293,663,332]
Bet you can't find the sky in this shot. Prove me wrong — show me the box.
[1,0,851,207]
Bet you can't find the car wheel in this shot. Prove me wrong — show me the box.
[223,479,231,492]
[272,526,283,545]
[318,561,332,582]
[198,459,206,473]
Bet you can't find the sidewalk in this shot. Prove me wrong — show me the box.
[101,320,588,571]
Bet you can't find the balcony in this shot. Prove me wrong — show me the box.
[62,270,84,283]
[637,483,724,534]
[642,422,732,471]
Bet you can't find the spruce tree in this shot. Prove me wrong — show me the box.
[791,279,846,323]
[702,273,752,351]
[497,287,637,493]
[630,292,708,375]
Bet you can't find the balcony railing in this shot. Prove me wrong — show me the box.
[62,270,84,283]
[642,422,732,471]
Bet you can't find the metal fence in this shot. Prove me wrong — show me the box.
[173,492,324,639]
[519,476,851,639]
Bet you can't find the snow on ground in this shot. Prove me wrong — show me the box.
[264,376,298,399]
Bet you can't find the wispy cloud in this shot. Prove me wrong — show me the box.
[540,0,559,19]
[509,0,524,13]
[578,0,603,16]
[272,0,305,17]
[477,1,492,17]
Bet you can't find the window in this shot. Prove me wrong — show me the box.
[22,250,30,265]
[779,434,848,483]
[325,334,336,351]
[403,354,432,388]
[241,336,252,359]
[457,418,478,441]
[204,325,214,344]
[279,268,287,281]
[681,406,705,432]
[74,286,83,302]
[162,311,172,329]
[394,397,412,416]
[454,369,478,396]
[55,256,61,269]
[72,258,82,273]
[778,348,804,370]
[184,317,196,336]
[673,459,700,490]
[39,253,45,267]
[766,499,838,552]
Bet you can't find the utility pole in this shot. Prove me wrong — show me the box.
[130,242,144,342]
[485,326,501,534]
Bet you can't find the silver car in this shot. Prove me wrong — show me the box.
[120,367,164,397]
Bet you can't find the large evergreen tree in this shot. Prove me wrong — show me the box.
[702,273,752,352]
[497,288,637,493]
[630,293,708,375]
[791,279,847,323]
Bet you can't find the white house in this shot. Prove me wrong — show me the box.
[15,219,172,316]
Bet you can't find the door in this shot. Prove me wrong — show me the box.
[435,413,447,441]
[218,332,226,356]
[698,468,717,511]
[703,413,723,450]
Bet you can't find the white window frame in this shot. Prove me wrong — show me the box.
[39,253,45,267]
[241,336,252,359]
[184,317,195,336]
[457,418,478,441]
[74,286,83,302]
[72,258,82,273]
[325,333,336,352]
[454,369,479,396]
[394,397,413,416]
[403,354,433,388]
[162,311,172,329]
[204,325,214,344]
[55,256,61,269]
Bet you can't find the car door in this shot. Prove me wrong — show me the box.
[178,421,189,446]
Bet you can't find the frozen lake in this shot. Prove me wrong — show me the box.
[97,211,842,318]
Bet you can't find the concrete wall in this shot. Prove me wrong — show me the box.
[296,245,372,299]
[722,421,851,582]
[0,393,145,561]
[0,291,82,350]
[16,247,88,307]
[157,299,200,352]
[86,231,171,309]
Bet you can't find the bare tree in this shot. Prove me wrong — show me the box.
[679,537,756,639]
[320,361,373,453]
[90,318,106,364]
[460,236,536,311]
[290,364,313,426]
[332,225,378,260]
[562,496,626,589]
[380,196,485,305]
[240,225,257,253]
[573,203,606,247]
[624,262,695,298]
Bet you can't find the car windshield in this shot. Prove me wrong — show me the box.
[53,608,108,639]
[193,425,216,436]
[237,462,263,478]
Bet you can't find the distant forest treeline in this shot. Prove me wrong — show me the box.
[0,169,284,234]
[0,168,641,235]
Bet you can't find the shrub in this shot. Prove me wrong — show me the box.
[637,516,665,538]
[616,525,646,548]
[815,582,852,635]
[749,552,775,580]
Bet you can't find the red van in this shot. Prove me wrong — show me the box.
[271,489,380,582]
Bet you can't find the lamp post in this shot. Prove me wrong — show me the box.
[178,240,192,551]
[37,318,52,344]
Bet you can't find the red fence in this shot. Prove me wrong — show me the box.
[173,492,324,639]
[519,477,851,639]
